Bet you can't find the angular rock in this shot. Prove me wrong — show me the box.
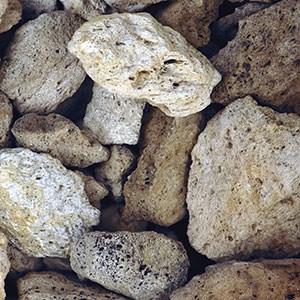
[12,113,110,168]
[105,0,166,12]
[212,0,300,114]
[0,0,22,33]
[0,148,100,257]
[0,11,86,114]
[0,232,9,300]
[19,0,57,18]
[70,231,189,300]
[84,85,145,145]
[0,92,13,148]
[171,259,300,300]
[123,108,201,226]
[68,13,221,117]
[187,96,300,261]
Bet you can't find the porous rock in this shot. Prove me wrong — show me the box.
[171,259,300,300]
[70,231,189,300]
[104,0,166,12]
[12,113,109,168]
[0,148,100,257]
[123,108,201,226]
[0,0,22,33]
[68,13,221,117]
[84,85,145,145]
[0,92,13,148]
[187,96,300,261]
[212,0,300,114]
[19,0,57,18]
[0,232,9,300]
[0,11,86,114]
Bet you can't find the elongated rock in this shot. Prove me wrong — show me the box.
[0,92,12,148]
[105,0,166,12]
[0,233,9,300]
[0,0,22,33]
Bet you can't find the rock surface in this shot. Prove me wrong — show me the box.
[19,0,57,18]
[105,0,166,12]
[0,11,86,114]
[0,232,9,300]
[0,148,100,257]
[123,108,201,226]
[187,96,300,261]
[0,92,13,148]
[212,0,300,114]
[70,231,189,300]
[68,13,221,117]
[171,259,300,300]
[0,0,22,33]
[42,257,72,271]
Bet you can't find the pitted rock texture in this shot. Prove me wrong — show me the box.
[19,0,57,18]
[68,13,221,117]
[12,113,109,168]
[0,232,9,300]
[70,231,189,300]
[187,96,300,261]
[123,108,201,226]
[84,85,145,145]
[0,0,21,33]
[0,92,12,148]
[104,0,166,12]
[0,11,86,114]
[212,0,300,114]
[171,259,300,300]
[17,271,129,300]
[0,148,100,257]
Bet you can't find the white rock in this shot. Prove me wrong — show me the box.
[104,0,166,12]
[0,92,13,149]
[0,232,10,300]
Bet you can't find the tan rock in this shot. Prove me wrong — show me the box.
[42,257,72,271]
[0,0,22,33]
[0,233,9,300]
[212,0,300,114]
[12,113,109,168]
[68,13,221,117]
[0,11,86,114]
[187,96,300,261]
[123,108,201,226]
[70,231,189,300]
[105,0,166,12]
[171,259,300,300]
[0,92,12,148]
[19,0,57,18]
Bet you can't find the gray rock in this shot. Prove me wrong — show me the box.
[0,0,22,33]
[104,0,166,12]
[0,232,9,300]
[0,92,13,148]
[19,0,57,18]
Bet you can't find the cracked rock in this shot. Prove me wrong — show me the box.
[0,0,22,33]
[0,92,13,148]
[0,232,9,300]
[104,0,166,12]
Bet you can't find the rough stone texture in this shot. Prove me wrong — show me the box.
[123,108,201,226]
[0,148,100,257]
[104,0,166,12]
[17,271,129,300]
[0,232,9,300]
[95,145,135,200]
[19,0,57,18]
[0,11,86,114]
[0,0,22,33]
[171,259,300,300]
[155,0,222,48]
[84,85,145,145]
[43,257,72,272]
[68,13,221,117]
[212,0,300,114]
[0,91,13,148]
[187,96,300,261]
[12,113,110,168]
[228,0,272,2]
[70,231,189,300]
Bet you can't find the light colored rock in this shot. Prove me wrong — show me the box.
[70,231,189,300]
[187,96,300,261]
[0,92,13,148]
[0,148,100,257]
[212,0,300,114]
[12,113,109,168]
[42,257,72,271]
[68,13,221,117]
[0,11,86,114]
[19,0,57,18]
[84,84,145,145]
[0,0,21,33]
[171,259,300,300]
[104,0,166,12]
[123,108,201,226]
[0,232,10,300]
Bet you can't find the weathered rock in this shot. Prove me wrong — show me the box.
[0,232,9,300]
[0,148,100,257]
[0,11,86,114]
[212,0,300,114]
[105,0,166,12]
[0,0,22,33]
[68,13,221,117]
[42,257,72,271]
[123,108,201,226]
[171,259,300,300]
[84,85,145,145]
[228,0,272,2]
[19,0,57,18]
[187,96,300,261]
[70,231,189,300]
[0,92,13,148]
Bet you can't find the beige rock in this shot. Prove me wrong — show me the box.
[0,11,86,114]
[105,0,166,12]
[171,259,300,300]
[0,0,21,33]
[212,0,300,114]
[187,96,300,261]
[0,92,12,148]
[70,231,189,300]
[123,108,201,226]
[0,232,9,300]
[12,113,109,168]
[0,148,100,257]
[68,13,221,117]
[19,0,57,18]
[42,257,72,271]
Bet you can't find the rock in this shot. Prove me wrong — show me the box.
[155,0,222,48]
[19,0,57,18]
[17,271,129,300]
[70,231,189,300]
[0,92,13,148]
[12,113,109,168]
[84,85,145,145]
[171,259,300,300]
[0,148,100,257]
[0,11,86,114]
[228,0,272,2]
[104,0,166,12]
[123,108,201,226]
[42,257,72,271]
[68,13,221,117]
[0,0,22,33]
[187,96,300,261]
[0,232,9,300]
[212,0,300,114]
